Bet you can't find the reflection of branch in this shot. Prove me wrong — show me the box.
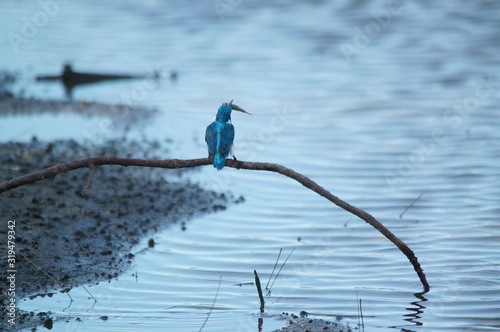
[0,157,430,291]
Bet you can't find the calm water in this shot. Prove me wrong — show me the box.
[1,1,499,331]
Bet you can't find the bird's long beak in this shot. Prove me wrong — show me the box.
[227,99,251,115]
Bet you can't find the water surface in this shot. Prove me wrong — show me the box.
[1,1,499,331]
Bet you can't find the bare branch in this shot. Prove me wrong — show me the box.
[0,157,429,291]
[0,157,210,193]
[227,159,430,291]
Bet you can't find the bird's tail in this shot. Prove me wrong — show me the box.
[213,154,226,170]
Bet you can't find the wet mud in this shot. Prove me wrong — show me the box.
[273,312,352,332]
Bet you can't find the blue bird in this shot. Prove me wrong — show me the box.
[205,100,250,170]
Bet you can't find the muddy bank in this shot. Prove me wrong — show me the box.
[0,138,234,330]
[273,312,352,332]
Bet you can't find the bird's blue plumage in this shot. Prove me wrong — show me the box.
[205,104,235,170]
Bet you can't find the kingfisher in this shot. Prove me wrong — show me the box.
[205,100,251,170]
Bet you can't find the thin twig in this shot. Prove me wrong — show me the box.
[199,275,222,332]
[360,298,364,331]
[81,165,96,196]
[0,157,430,291]
[356,292,365,332]
[265,248,282,291]
[19,251,73,303]
[81,284,97,303]
[254,270,265,313]
[356,292,361,329]
[400,191,426,219]
[268,248,294,295]
[344,216,353,227]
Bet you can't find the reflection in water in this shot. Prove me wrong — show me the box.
[401,291,428,331]
[36,64,160,99]
[0,69,158,129]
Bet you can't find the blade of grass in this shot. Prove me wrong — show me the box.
[265,248,282,291]
[198,275,222,332]
[400,191,425,218]
[267,248,295,295]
